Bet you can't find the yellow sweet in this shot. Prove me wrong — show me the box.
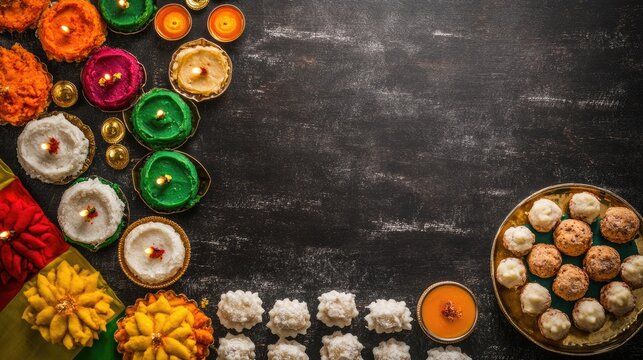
[115,292,214,360]
[22,260,115,350]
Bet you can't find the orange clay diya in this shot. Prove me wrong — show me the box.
[154,3,191,41]
[0,44,52,126]
[0,0,49,32]
[417,281,478,344]
[37,0,107,62]
[207,4,245,42]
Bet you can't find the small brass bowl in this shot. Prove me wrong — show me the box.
[118,216,191,289]
[416,281,479,344]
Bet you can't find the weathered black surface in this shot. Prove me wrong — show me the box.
[2,0,643,358]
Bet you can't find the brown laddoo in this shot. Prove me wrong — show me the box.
[552,264,589,301]
[528,243,562,279]
[583,245,621,282]
[600,207,640,244]
[553,219,592,256]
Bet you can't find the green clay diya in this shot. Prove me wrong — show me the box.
[130,88,193,150]
[99,0,156,33]
[139,151,201,211]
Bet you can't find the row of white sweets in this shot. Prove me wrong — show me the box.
[214,290,471,360]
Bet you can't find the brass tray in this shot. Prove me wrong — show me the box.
[490,183,643,355]
[118,216,191,289]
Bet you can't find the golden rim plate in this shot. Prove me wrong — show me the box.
[122,87,201,151]
[168,38,233,102]
[490,183,643,356]
[118,216,191,289]
[131,150,211,215]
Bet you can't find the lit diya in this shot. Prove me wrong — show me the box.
[81,46,145,112]
[0,0,49,32]
[99,0,156,34]
[36,0,107,62]
[154,3,191,41]
[0,44,52,126]
[16,112,95,184]
[57,177,128,251]
[417,281,478,343]
[208,4,245,43]
[169,38,232,101]
[127,88,197,150]
[133,150,208,213]
[118,217,190,288]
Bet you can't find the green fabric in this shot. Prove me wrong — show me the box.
[140,151,201,211]
[526,215,638,316]
[74,311,123,360]
[131,88,193,150]
[63,177,127,252]
[0,158,16,191]
[99,0,156,33]
[0,247,125,360]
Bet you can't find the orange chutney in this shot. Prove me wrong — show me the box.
[154,4,191,41]
[421,284,477,339]
[207,5,245,42]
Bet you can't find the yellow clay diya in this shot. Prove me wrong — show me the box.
[154,3,191,41]
[208,4,245,42]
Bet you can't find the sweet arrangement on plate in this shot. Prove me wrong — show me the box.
[491,184,643,355]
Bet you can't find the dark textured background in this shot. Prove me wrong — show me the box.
[1,0,643,358]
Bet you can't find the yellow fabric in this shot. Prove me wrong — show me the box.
[0,247,125,360]
[0,158,15,191]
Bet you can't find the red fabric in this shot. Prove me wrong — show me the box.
[0,179,69,310]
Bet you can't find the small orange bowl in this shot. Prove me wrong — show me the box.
[207,4,245,42]
[154,4,192,41]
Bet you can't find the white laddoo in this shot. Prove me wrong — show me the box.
[621,255,643,289]
[217,333,255,360]
[502,225,536,256]
[317,291,358,328]
[569,192,601,224]
[267,339,308,360]
[528,199,562,232]
[364,299,413,333]
[495,257,527,289]
[373,339,410,360]
[538,308,571,341]
[426,346,471,360]
[267,299,311,338]
[572,298,606,333]
[520,283,551,316]
[217,290,264,332]
[320,332,363,360]
[600,281,636,317]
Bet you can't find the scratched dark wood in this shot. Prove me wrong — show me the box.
[2,0,643,358]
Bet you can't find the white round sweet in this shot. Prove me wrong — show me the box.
[538,308,571,341]
[528,199,562,232]
[17,113,89,184]
[502,226,536,256]
[426,346,471,360]
[320,332,363,360]
[365,299,412,334]
[373,339,410,360]
[217,333,255,360]
[569,192,601,224]
[267,339,308,360]
[317,291,358,328]
[573,298,606,332]
[267,299,311,338]
[57,178,125,247]
[496,257,527,289]
[217,290,265,332]
[520,283,551,316]
[600,281,635,317]
[123,222,185,284]
[621,255,643,289]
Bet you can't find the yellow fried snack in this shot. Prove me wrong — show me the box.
[22,260,116,350]
[115,291,214,360]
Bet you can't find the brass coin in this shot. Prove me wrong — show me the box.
[105,144,130,170]
[51,80,78,108]
[185,0,208,11]
[101,117,126,144]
